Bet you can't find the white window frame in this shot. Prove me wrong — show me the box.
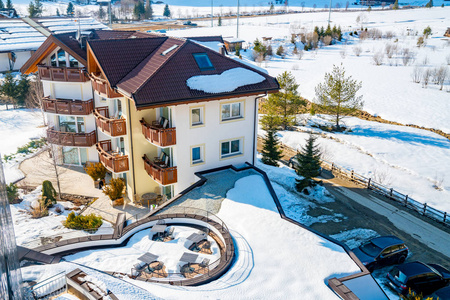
[190,144,205,166]
[190,105,205,128]
[220,137,244,159]
[221,100,244,122]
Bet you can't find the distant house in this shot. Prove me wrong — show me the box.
[223,38,246,52]
[0,17,108,72]
[445,28,450,37]
[0,8,18,19]
[21,30,279,203]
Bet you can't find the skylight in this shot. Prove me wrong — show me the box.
[193,53,214,71]
[161,45,178,56]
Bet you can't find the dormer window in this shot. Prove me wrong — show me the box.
[193,53,214,71]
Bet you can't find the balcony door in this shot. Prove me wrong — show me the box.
[160,147,173,167]
[58,116,85,133]
[62,147,87,165]
[160,107,171,127]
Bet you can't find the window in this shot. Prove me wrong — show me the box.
[57,49,66,67]
[221,139,242,158]
[58,116,85,133]
[191,145,204,165]
[190,106,204,127]
[69,55,79,68]
[193,53,214,71]
[51,54,57,67]
[221,102,243,121]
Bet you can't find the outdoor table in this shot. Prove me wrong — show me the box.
[151,224,167,240]
[138,252,159,264]
[180,252,199,273]
[187,233,205,244]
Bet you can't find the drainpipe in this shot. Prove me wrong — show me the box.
[127,97,137,201]
[253,92,267,165]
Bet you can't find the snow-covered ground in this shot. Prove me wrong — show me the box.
[64,225,220,275]
[270,114,450,212]
[11,186,113,247]
[0,105,46,183]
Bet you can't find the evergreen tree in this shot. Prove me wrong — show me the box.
[28,1,35,17]
[56,8,60,16]
[425,0,433,7]
[0,0,4,9]
[325,24,332,37]
[393,0,399,9]
[163,4,171,17]
[218,15,222,26]
[0,72,17,110]
[266,71,305,130]
[66,2,74,15]
[28,0,43,17]
[133,1,145,20]
[261,104,283,166]
[295,134,322,191]
[315,64,363,130]
[337,26,342,41]
[270,3,274,13]
[98,5,104,19]
[15,74,30,107]
[145,0,153,19]
[276,45,284,56]
[6,0,12,9]
[42,180,57,207]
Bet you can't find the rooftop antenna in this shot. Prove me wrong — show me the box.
[211,0,213,27]
[236,0,240,38]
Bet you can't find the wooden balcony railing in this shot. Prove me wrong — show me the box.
[140,118,176,147]
[94,107,127,137]
[96,140,129,173]
[47,128,96,147]
[90,73,122,98]
[38,65,88,82]
[142,154,177,186]
[42,97,94,115]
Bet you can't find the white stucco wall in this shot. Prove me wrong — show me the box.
[0,51,33,72]
[173,96,258,194]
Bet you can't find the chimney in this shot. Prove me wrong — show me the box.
[220,46,226,55]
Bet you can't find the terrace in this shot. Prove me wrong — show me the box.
[96,140,129,173]
[47,128,96,147]
[94,107,127,137]
[42,97,94,116]
[90,73,122,98]
[142,154,177,186]
[37,65,88,82]
[140,118,176,147]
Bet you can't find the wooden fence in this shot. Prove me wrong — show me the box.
[320,159,449,227]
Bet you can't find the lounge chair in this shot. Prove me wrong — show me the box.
[200,258,210,268]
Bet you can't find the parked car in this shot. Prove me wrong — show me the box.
[430,285,450,299]
[387,261,450,296]
[352,236,408,271]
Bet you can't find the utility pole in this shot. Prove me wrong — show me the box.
[328,0,332,25]
[237,0,240,38]
[109,0,112,25]
[211,0,213,27]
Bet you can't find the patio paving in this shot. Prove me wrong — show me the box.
[161,168,259,215]
[18,151,150,224]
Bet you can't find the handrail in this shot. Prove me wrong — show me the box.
[42,96,94,115]
[47,127,97,147]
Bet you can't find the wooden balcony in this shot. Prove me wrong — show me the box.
[96,140,129,173]
[140,118,176,147]
[42,97,94,115]
[90,73,122,98]
[94,107,127,137]
[142,154,177,186]
[38,65,88,82]
[47,128,96,147]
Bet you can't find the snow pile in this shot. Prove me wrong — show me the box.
[331,228,380,249]
[187,67,265,93]
[84,275,111,299]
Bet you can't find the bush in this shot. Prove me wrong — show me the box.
[42,180,57,207]
[30,199,49,218]
[102,178,125,201]
[423,26,432,38]
[276,45,285,56]
[6,183,19,203]
[16,138,46,154]
[64,212,103,231]
[84,162,107,181]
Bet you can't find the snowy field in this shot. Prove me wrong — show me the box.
[0,105,45,183]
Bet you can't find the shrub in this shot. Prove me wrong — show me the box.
[353,46,362,57]
[84,162,107,181]
[276,45,285,56]
[423,26,432,38]
[6,183,19,203]
[102,178,125,201]
[42,180,57,207]
[417,36,425,47]
[372,52,384,66]
[64,212,103,231]
[30,199,48,218]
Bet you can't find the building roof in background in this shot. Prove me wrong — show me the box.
[0,17,107,54]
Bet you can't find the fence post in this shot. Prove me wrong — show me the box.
[390,188,393,198]
[331,163,334,172]
[423,203,427,215]
[404,195,408,207]
[351,170,354,180]
[367,178,371,189]
[443,212,447,224]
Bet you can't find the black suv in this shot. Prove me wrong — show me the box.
[387,261,450,296]
[352,236,408,272]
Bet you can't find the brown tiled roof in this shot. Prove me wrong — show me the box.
[187,36,225,43]
[88,37,167,87]
[116,39,279,108]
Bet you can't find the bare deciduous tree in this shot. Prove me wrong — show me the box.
[433,66,448,90]
[422,68,432,87]
[372,51,384,65]
[353,46,362,57]
[402,48,413,66]
[27,76,47,126]
[446,54,450,65]
[411,66,422,83]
